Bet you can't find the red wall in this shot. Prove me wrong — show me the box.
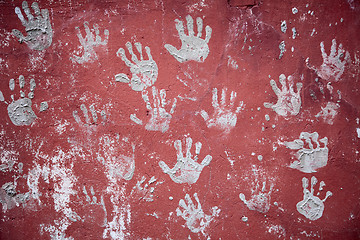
[0,0,359,239]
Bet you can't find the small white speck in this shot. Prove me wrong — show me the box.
[258,155,263,161]
[340,18,344,22]
[292,7,298,14]
[265,114,270,121]
[169,196,173,200]
[272,124,276,128]
[242,216,248,222]
[291,46,294,52]
[251,152,255,156]
[357,128,360,138]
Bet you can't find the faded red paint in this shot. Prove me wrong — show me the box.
[0,0,360,239]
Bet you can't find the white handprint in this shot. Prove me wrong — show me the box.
[70,22,109,64]
[296,176,332,221]
[159,137,212,184]
[130,87,177,133]
[239,180,273,214]
[115,42,158,92]
[306,39,350,82]
[284,132,328,173]
[72,103,106,126]
[82,185,107,227]
[97,135,136,182]
[264,74,302,116]
[200,87,244,133]
[176,193,220,233]
[165,15,212,63]
[0,75,37,126]
[12,1,53,50]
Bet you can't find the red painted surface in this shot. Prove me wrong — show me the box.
[0,0,360,239]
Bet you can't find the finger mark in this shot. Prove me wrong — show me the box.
[31,2,40,16]
[196,17,203,38]
[186,15,194,36]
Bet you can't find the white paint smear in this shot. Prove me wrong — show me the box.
[315,102,340,125]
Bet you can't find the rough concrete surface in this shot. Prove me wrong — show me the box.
[0,0,359,239]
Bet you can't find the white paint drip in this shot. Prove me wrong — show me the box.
[70,21,109,64]
[165,15,212,63]
[12,1,53,50]
[130,87,177,133]
[296,176,332,220]
[264,74,302,117]
[200,87,244,134]
[315,102,340,124]
[115,41,158,92]
[159,137,212,184]
[285,132,328,173]
[306,39,350,81]
[176,193,220,233]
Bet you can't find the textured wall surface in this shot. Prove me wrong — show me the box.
[0,0,359,239]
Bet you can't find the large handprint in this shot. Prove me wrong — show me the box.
[306,39,350,82]
[12,1,53,50]
[200,87,244,133]
[70,22,109,64]
[165,15,212,63]
[130,87,177,133]
[264,74,302,117]
[115,42,158,92]
[159,137,212,184]
[176,193,220,233]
